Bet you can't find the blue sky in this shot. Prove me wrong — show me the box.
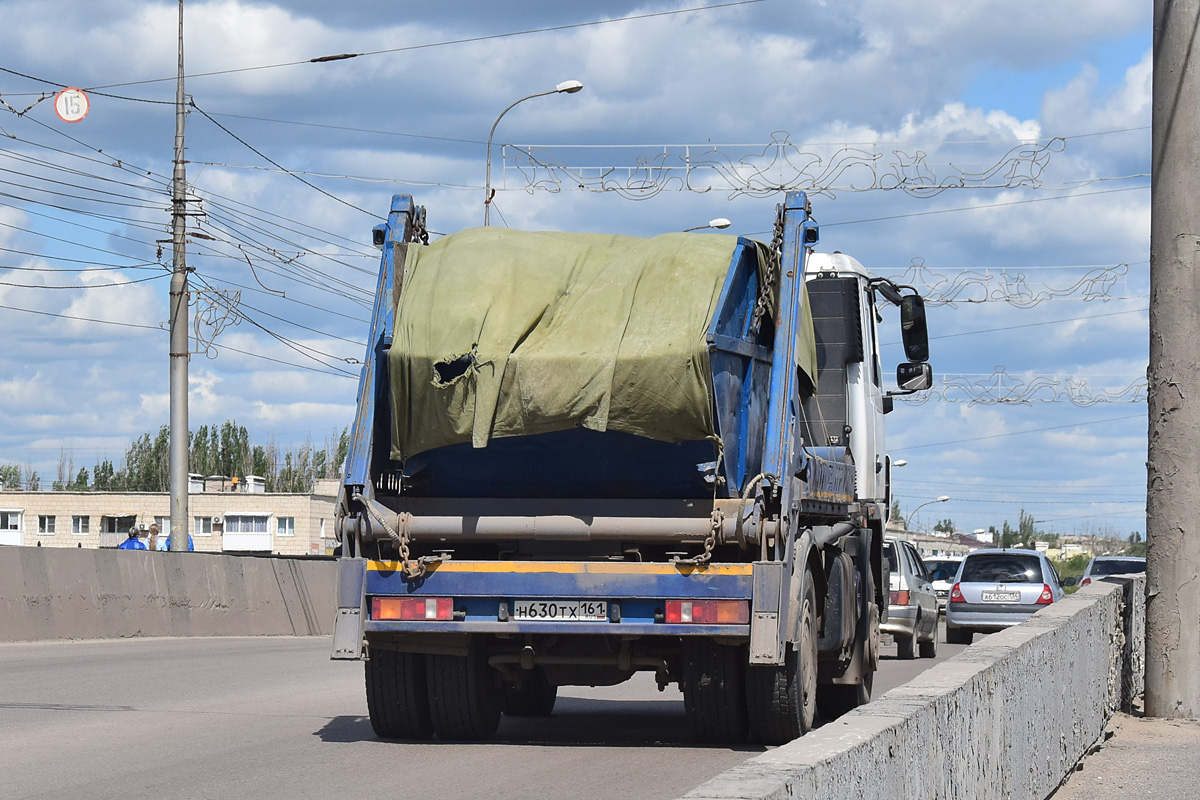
[0,0,1152,538]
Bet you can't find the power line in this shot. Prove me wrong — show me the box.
[0,301,161,330]
[190,101,375,218]
[891,413,1145,451]
[823,184,1148,228]
[0,272,167,289]
[79,2,766,91]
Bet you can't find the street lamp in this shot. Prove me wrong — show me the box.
[908,494,950,532]
[682,218,732,232]
[484,80,584,226]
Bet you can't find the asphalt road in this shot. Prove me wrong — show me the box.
[1,625,968,800]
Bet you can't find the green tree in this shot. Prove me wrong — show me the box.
[933,518,955,534]
[92,459,116,491]
[1018,509,1038,546]
[1000,520,1018,549]
[0,463,22,490]
[890,499,904,527]
[68,467,89,491]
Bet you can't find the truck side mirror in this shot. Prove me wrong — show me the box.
[896,362,933,392]
[900,295,929,362]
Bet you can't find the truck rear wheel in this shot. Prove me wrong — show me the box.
[365,648,434,740]
[746,574,817,745]
[502,667,558,717]
[681,640,749,743]
[817,672,872,721]
[427,641,502,741]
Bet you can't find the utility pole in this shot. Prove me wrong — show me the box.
[168,0,190,551]
[1147,0,1200,718]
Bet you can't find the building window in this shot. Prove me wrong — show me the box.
[277,517,295,537]
[39,515,55,535]
[194,516,213,537]
[226,515,268,534]
[72,515,89,535]
[1,510,22,530]
[154,516,171,536]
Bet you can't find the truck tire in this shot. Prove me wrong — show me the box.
[746,574,817,745]
[365,648,434,740]
[896,630,916,660]
[817,672,872,722]
[681,640,749,743]
[502,667,557,717]
[427,642,502,741]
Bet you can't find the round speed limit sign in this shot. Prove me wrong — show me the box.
[54,87,90,123]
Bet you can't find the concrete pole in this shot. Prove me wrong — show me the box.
[1147,0,1200,718]
[168,0,190,552]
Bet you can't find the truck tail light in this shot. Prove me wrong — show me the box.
[949,583,965,604]
[372,597,454,621]
[664,600,749,624]
[889,590,910,606]
[1036,584,1054,605]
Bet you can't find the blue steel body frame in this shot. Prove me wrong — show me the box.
[706,237,773,495]
[344,195,414,492]
[762,192,818,503]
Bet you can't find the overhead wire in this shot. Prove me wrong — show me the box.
[891,413,1145,452]
[75,2,767,91]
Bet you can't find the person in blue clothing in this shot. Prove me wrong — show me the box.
[116,525,146,550]
[164,532,194,551]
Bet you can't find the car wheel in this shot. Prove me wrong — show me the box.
[919,629,938,658]
[896,631,916,660]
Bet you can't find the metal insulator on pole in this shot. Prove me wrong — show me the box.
[168,0,190,552]
[1147,0,1200,718]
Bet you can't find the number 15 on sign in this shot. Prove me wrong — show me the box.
[54,88,89,123]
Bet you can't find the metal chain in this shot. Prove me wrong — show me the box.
[751,202,785,335]
[411,206,429,245]
[356,492,425,579]
[675,507,723,566]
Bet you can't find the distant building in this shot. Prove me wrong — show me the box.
[885,524,983,559]
[0,476,339,556]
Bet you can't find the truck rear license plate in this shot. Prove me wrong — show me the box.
[511,600,608,621]
[981,591,1021,603]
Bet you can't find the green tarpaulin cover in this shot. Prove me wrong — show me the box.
[388,227,806,462]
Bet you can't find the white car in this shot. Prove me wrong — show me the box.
[923,557,962,612]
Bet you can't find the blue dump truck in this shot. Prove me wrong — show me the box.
[331,191,933,745]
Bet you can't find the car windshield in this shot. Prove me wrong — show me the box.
[928,564,959,581]
[1090,559,1146,576]
[960,553,1043,584]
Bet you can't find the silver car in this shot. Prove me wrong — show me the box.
[945,548,1065,645]
[882,538,939,659]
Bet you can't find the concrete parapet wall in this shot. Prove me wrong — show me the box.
[686,576,1145,800]
[0,546,336,642]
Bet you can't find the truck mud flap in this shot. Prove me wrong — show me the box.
[749,561,785,665]
[331,557,367,660]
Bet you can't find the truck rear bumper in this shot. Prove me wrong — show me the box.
[363,559,755,638]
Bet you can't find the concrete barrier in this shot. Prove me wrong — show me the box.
[684,576,1145,800]
[0,546,336,642]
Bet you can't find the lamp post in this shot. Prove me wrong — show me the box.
[484,80,583,226]
[908,495,950,532]
[682,218,731,232]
